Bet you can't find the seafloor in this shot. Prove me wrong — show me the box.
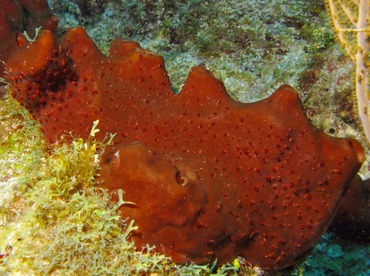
[0,0,369,275]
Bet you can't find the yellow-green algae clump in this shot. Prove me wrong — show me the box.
[0,88,254,275]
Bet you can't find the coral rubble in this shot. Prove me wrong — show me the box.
[4,26,364,271]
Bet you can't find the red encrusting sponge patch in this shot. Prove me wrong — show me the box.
[5,27,364,271]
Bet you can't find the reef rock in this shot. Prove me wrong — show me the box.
[5,27,364,271]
